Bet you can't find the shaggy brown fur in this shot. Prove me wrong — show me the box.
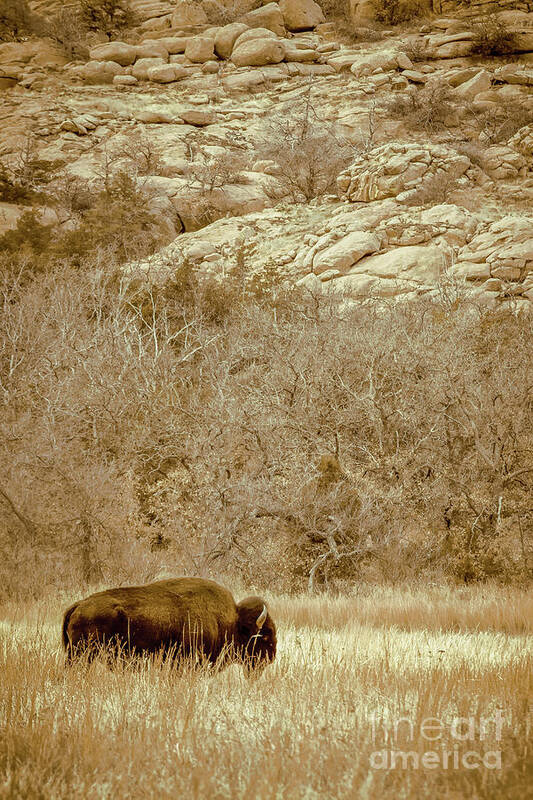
[62,577,276,673]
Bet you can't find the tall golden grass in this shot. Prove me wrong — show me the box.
[1,584,532,799]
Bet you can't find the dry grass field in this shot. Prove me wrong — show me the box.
[1,584,532,799]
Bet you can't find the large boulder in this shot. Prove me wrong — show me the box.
[222,68,278,91]
[156,36,190,53]
[283,42,318,61]
[147,64,188,82]
[510,125,533,159]
[214,23,249,59]
[326,49,363,72]
[494,65,533,87]
[240,3,286,35]
[130,0,175,22]
[132,56,167,79]
[322,243,448,297]
[349,50,402,78]
[185,37,215,62]
[0,41,37,65]
[163,180,271,231]
[454,216,533,285]
[136,40,170,59]
[338,142,471,205]
[348,0,375,24]
[312,231,382,274]
[79,60,123,83]
[113,74,139,85]
[140,15,172,31]
[480,145,527,181]
[89,42,137,66]
[436,41,474,58]
[233,27,278,47]
[279,0,324,31]
[0,39,68,67]
[512,32,533,53]
[231,37,286,66]
[348,244,448,284]
[180,109,218,125]
[454,69,491,101]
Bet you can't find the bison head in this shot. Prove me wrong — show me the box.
[236,596,276,675]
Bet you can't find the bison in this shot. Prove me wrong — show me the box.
[62,577,276,674]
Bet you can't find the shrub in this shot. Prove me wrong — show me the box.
[402,37,428,62]
[79,0,137,34]
[0,210,54,262]
[386,80,456,133]
[47,6,90,60]
[258,97,354,202]
[0,261,532,594]
[0,137,64,204]
[115,131,164,177]
[466,99,533,145]
[0,163,32,204]
[471,13,517,57]
[374,0,427,26]
[402,172,460,206]
[52,171,170,265]
[202,0,255,25]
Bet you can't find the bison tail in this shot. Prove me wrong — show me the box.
[62,603,77,653]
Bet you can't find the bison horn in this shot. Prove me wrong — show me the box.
[256,605,267,630]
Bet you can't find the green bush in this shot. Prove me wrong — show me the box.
[0,210,54,266]
[0,171,171,273]
[0,163,32,204]
[0,136,64,205]
[52,172,168,266]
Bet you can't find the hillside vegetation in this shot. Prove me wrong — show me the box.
[1,261,532,597]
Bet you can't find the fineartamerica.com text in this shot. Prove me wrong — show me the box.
[369,710,504,770]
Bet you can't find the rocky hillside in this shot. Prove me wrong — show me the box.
[1,0,533,307]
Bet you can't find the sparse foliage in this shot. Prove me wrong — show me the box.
[402,37,428,62]
[0,136,64,204]
[402,172,460,206]
[1,258,532,596]
[184,130,250,192]
[47,5,90,60]
[386,80,456,133]
[202,0,255,25]
[258,90,354,202]
[471,13,517,57]
[116,131,165,177]
[374,0,427,26]
[79,0,137,34]
[466,99,533,145]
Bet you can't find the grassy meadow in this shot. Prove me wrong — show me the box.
[1,584,532,799]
